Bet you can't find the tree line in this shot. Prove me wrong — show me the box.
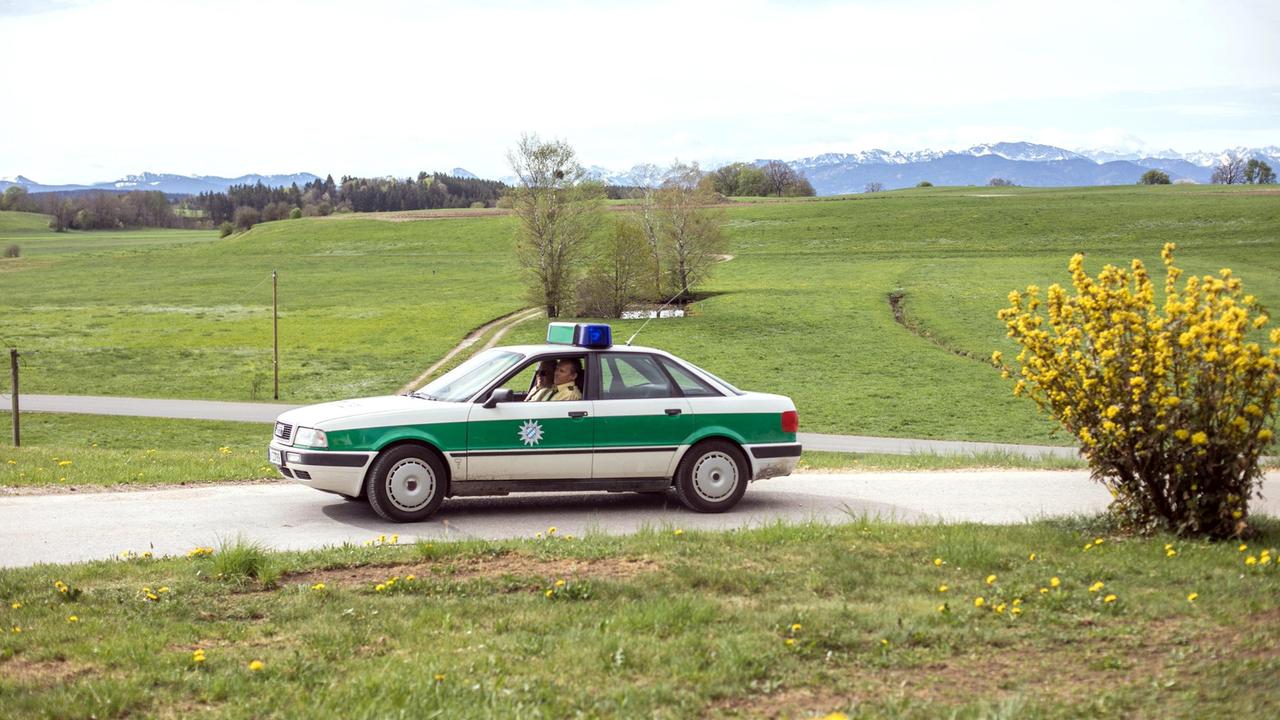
[0,186,183,230]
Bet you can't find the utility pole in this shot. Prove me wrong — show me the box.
[272,269,279,400]
[9,348,18,447]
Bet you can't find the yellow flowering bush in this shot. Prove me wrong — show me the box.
[997,244,1279,537]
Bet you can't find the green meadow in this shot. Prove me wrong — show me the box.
[1,520,1277,718]
[3,185,1279,444]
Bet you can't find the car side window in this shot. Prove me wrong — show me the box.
[497,356,585,398]
[659,357,722,397]
[599,353,677,400]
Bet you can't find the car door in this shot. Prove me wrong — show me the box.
[592,352,692,479]
[464,355,593,481]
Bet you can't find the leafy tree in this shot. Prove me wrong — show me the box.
[997,245,1280,537]
[654,162,726,299]
[988,178,1015,187]
[1,186,34,212]
[1211,158,1245,184]
[916,181,933,188]
[576,216,649,318]
[506,134,605,318]
[1244,159,1276,184]
[1139,169,1171,185]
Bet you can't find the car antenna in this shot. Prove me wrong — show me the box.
[626,280,693,346]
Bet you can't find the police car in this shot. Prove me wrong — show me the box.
[268,322,801,522]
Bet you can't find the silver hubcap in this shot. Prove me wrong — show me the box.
[691,451,738,502]
[385,458,436,512]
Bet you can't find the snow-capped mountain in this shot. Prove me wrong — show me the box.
[448,168,479,179]
[0,172,322,195]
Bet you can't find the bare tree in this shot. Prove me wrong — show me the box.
[630,163,666,301]
[864,182,884,193]
[1211,157,1246,185]
[506,134,605,317]
[761,160,800,196]
[654,162,726,300]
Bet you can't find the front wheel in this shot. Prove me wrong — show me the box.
[674,440,748,513]
[366,446,447,522]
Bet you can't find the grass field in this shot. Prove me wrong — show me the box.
[1,520,1277,717]
[3,185,1279,444]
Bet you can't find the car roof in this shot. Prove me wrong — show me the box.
[491,343,668,356]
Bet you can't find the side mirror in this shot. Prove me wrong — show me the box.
[484,388,514,409]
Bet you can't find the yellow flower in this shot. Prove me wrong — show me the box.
[248,660,265,672]
[790,623,802,632]
[1174,429,1190,441]
[192,650,206,664]
[1028,553,1036,561]
[1187,592,1198,603]
[547,527,557,535]
[1050,577,1061,588]
[673,528,684,536]
[1239,544,1248,552]
[545,589,554,597]
[1190,431,1208,445]
[434,673,445,682]
[555,579,566,588]
[937,603,949,613]
[933,557,943,567]
[10,602,20,610]
[375,584,386,592]
[1233,511,1243,519]
[985,574,997,585]
[58,460,72,467]
[1245,556,1257,566]
[311,583,325,591]
[10,626,20,633]
[405,575,415,582]
[974,597,986,608]
[1089,581,1105,593]
[1166,549,1177,558]
[1094,538,1104,546]
[1011,607,1023,616]
[1259,429,1275,442]
[880,639,889,646]
[1039,587,1049,594]
[991,351,1003,364]
[937,584,949,593]
[67,615,78,623]
[784,638,795,647]
[1103,594,1117,604]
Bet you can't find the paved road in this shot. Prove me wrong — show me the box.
[3,470,1278,568]
[4,393,1081,459]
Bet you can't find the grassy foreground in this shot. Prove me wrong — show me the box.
[1,521,1278,718]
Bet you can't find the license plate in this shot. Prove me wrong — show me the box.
[269,448,283,465]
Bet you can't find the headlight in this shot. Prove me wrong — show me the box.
[293,427,328,448]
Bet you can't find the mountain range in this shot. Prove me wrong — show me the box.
[4,143,1277,197]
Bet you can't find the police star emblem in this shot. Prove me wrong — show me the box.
[517,419,545,447]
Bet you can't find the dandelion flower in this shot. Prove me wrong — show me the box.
[933,558,943,567]
[67,615,78,623]
[390,534,399,544]
[1166,549,1177,558]
[673,529,684,536]
[1028,553,1036,561]
[375,584,386,592]
[938,584,949,593]
[1190,432,1208,445]
[1089,581,1105,593]
[434,673,445,682]
[311,583,325,591]
[192,650,206,664]
[1103,594,1117,604]
[784,638,795,647]
[405,575,415,582]
[547,527,557,536]
[544,589,554,598]
[1011,607,1023,616]
[1050,577,1061,588]
[974,597,986,608]
[1094,538,1105,546]
[1238,544,1248,552]
[790,623,802,632]
[1246,556,1258,566]
[1012,598,1022,607]
[1187,593,1198,603]
[555,579,566,588]
[986,574,997,585]
[9,602,20,610]
[1039,587,1049,594]
[937,603,949,613]
[880,639,889,646]
[994,603,1006,614]
[248,660,265,672]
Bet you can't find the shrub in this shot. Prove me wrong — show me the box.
[289,207,302,219]
[470,201,487,209]
[233,206,260,230]
[996,244,1279,537]
[916,181,933,188]
[1139,169,1171,185]
[3,244,18,258]
[218,221,234,238]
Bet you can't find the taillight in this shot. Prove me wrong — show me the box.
[781,410,799,433]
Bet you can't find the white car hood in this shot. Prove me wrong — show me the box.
[276,395,452,430]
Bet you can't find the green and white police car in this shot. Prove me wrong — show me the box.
[268,322,801,522]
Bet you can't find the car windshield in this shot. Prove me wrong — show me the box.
[412,350,523,402]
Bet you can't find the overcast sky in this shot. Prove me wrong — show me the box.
[2,0,1277,183]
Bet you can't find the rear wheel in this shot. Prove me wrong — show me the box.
[675,440,748,513]
[366,445,447,522]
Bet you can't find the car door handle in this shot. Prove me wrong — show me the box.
[664,408,682,416]
[568,411,589,418]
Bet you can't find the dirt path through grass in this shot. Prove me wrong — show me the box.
[397,307,543,393]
